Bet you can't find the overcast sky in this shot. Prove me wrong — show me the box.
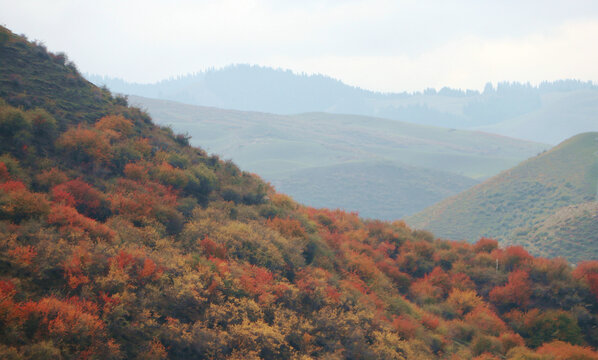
[2,0,598,92]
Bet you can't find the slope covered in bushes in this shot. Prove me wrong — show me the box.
[408,131,598,264]
[1,26,598,360]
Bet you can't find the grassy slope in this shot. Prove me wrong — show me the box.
[0,32,118,127]
[130,95,548,218]
[507,202,598,263]
[407,132,598,262]
[273,161,477,220]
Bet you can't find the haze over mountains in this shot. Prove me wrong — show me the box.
[127,95,546,220]
[408,132,598,264]
[87,66,598,144]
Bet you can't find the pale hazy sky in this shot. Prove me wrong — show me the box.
[2,0,598,92]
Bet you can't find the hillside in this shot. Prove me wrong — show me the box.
[129,95,547,219]
[87,67,598,144]
[273,161,477,220]
[2,26,598,360]
[512,202,598,261]
[407,132,598,264]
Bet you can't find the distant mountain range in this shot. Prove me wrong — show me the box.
[87,66,598,144]
[128,95,547,220]
[407,132,598,264]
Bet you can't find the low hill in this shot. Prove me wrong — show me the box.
[87,67,598,144]
[2,26,598,360]
[273,161,477,220]
[129,95,547,219]
[407,132,598,263]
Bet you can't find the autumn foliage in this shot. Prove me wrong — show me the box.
[489,269,532,309]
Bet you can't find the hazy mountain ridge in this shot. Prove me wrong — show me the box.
[87,66,598,144]
[129,95,548,219]
[407,132,598,264]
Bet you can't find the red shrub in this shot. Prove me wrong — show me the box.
[392,315,419,339]
[489,269,532,308]
[0,162,10,181]
[108,179,177,222]
[51,179,105,218]
[8,245,37,266]
[239,265,275,304]
[48,204,115,241]
[421,313,441,330]
[573,261,598,302]
[62,247,91,289]
[200,236,227,259]
[138,258,158,279]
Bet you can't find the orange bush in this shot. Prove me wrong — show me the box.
[239,265,274,298]
[536,340,598,360]
[56,125,112,163]
[62,247,91,289]
[94,114,133,138]
[0,180,50,222]
[474,237,499,253]
[138,258,158,279]
[35,167,69,189]
[446,289,483,316]
[19,296,104,341]
[123,162,149,181]
[266,216,306,238]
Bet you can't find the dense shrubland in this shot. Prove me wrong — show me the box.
[0,25,597,359]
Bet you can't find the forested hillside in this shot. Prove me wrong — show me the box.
[2,26,598,360]
[408,132,598,264]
